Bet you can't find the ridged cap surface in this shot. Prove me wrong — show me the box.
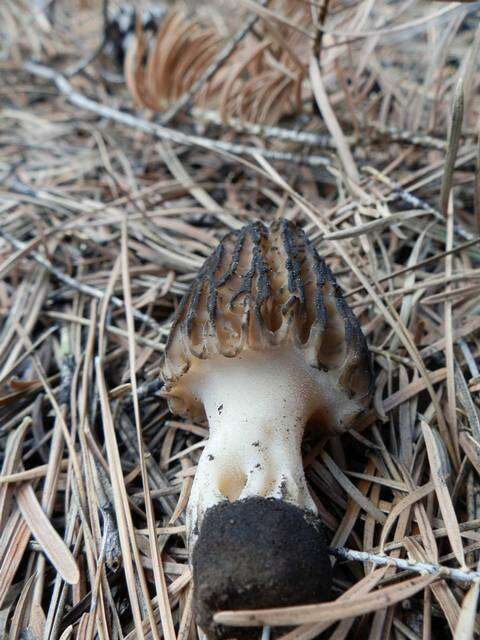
[162,219,372,422]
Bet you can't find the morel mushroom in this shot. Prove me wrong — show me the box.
[162,219,372,639]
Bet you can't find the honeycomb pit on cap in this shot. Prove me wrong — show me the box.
[161,219,373,638]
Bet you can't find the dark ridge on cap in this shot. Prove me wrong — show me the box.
[162,219,373,422]
[192,497,332,640]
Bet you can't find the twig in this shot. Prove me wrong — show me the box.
[370,122,447,150]
[332,547,480,586]
[192,108,337,148]
[193,111,450,154]
[0,228,166,335]
[23,62,331,168]
[160,0,269,124]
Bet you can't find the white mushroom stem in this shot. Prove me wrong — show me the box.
[183,345,358,548]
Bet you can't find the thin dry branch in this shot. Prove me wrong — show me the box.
[22,63,330,168]
[332,547,480,586]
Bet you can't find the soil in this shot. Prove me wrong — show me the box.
[192,497,332,640]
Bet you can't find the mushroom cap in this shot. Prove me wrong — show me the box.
[162,218,372,428]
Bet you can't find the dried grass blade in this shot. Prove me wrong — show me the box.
[322,451,386,524]
[177,584,194,640]
[214,574,437,627]
[28,601,45,639]
[0,514,30,608]
[32,408,67,608]
[475,125,480,232]
[454,362,480,440]
[58,626,73,640]
[9,573,35,640]
[419,316,480,359]
[459,432,480,477]
[11,318,86,506]
[157,141,222,213]
[169,458,193,525]
[398,366,413,466]
[15,483,79,584]
[0,417,31,529]
[278,568,388,640]
[444,192,461,467]
[0,461,68,485]
[421,421,466,568]
[454,575,480,639]
[405,539,461,634]
[379,482,435,552]
[382,368,447,413]
[440,78,464,216]
[95,358,146,638]
[120,219,175,640]
[309,55,359,184]
[330,459,376,548]
[324,210,432,240]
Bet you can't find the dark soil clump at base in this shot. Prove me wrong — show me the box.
[192,497,332,640]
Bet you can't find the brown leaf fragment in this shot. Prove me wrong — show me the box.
[15,483,79,585]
